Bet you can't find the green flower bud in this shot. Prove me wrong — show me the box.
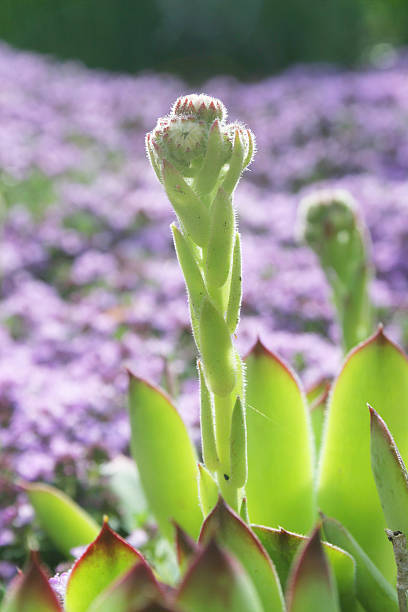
[297,189,357,250]
[151,115,210,175]
[226,122,256,172]
[297,188,372,351]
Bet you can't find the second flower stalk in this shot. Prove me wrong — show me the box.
[146,94,255,512]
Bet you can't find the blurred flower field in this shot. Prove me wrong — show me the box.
[1,43,408,580]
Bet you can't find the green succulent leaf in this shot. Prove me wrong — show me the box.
[199,297,236,397]
[176,539,263,612]
[172,224,207,319]
[223,129,245,194]
[205,187,235,289]
[101,455,148,533]
[239,496,250,523]
[198,361,219,472]
[87,559,164,612]
[321,515,398,612]
[162,159,210,247]
[128,374,202,539]
[194,119,226,196]
[23,482,99,557]
[245,340,316,533]
[2,552,62,612]
[243,129,255,168]
[306,378,331,407]
[198,463,219,517]
[307,378,330,457]
[286,527,340,612]
[65,521,143,612]
[226,232,242,334]
[145,133,162,183]
[199,498,285,611]
[318,327,408,582]
[175,523,199,572]
[137,605,176,612]
[369,404,408,537]
[229,396,247,488]
[253,525,358,611]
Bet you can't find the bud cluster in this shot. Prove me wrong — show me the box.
[297,189,357,248]
[297,188,372,352]
[146,93,254,185]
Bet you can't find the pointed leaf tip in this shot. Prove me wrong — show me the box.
[174,522,199,569]
[2,551,62,612]
[199,497,285,611]
[87,558,163,612]
[369,404,408,537]
[286,527,339,612]
[65,522,143,612]
[177,539,264,612]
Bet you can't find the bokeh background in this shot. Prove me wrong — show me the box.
[1,0,408,79]
[1,0,408,592]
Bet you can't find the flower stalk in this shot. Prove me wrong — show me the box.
[146,94,255,512]
[297,189,372,352]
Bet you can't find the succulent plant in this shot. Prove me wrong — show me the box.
[4,94,408,612]
[297,189,373,352]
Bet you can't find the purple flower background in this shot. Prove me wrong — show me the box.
[0,43,408,569]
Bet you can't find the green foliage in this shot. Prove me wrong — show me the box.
[286,528,339,612]
[101,456,149,532]
[2,552,62,612]
[197,464,218,517]
[318,327,408,582]
[198,362,219,472]
[87,562,163,612]
[226,233,242,333]
[253,525,358,610]
[229,397,247,488]
[176,540,263,612]
[128,373,202,540]
[205,188,235,289]
[162,161,210,247]
[369,406,408,538]
[65,522,143,612]
[245,341,316,533]
[23,482,100,556]
[199,297,237,397]
[2,0,408,81]
[321,516,398,611]
[199,499,285,611]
